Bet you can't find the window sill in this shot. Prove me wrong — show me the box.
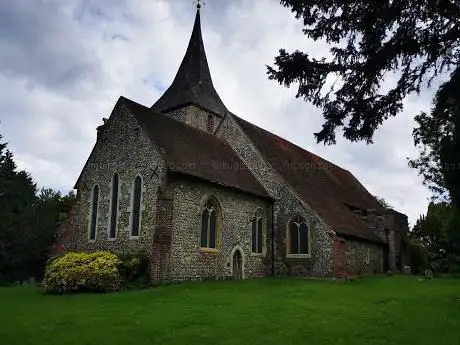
[200,247,219,254]
[88,239,96,244]
[251,252,266,258]
[108,237,117,242]
[129,236,140,240]
[286,254,311,259]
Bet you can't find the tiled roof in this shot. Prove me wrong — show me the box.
[151,9,227,117]
[233,114,385,242]
[123,97,269,199]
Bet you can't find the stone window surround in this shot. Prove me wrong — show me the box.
[250,207,267,257]
[107,172,121,241]
[87,183,100,243]
[286,215,312,259]
[198,195,223,253]
[127,174,146,240]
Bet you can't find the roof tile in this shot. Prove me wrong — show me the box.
[233,114,385,242]
[123,97,269,199]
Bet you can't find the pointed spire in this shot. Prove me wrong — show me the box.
[152,7,227,117]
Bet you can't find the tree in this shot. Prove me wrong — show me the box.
[38,188,76,227]
[267,0,460,144]
[409,68,460,205]
[412,202,460,273]
[0,133,66,283]
[0,134,38,281]
[56,190,76,225]
[375,195,394,210]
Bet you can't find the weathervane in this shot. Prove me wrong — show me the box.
[193,0,206,9]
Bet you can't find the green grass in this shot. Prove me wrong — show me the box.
[1,276,459,345]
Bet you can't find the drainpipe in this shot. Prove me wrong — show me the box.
[271,202,275,276]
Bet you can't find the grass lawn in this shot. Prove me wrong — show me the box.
[0,276,459,345]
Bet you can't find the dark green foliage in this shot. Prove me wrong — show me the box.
[0,133,39,283]
[268,0,460,144]
[411,202,460,273]
[407,238,429,274]
[117,250,150,289]
[0,131,74,284]
[409,69,460,205]
[375,196,394,210]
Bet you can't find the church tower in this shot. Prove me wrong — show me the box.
[151,6,227,133]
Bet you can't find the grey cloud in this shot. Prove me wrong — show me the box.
[0,0,436,227]
[0,0,102,96]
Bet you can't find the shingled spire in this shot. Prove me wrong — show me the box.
[152,7,227,117]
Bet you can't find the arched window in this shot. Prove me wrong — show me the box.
[206,114,214,132]
[89,184,100,241]
[251,209,264,254]
[365,247,371,265]
[288,216,309,255]
[200,198,220,248]
[108,173,119,239]
[130,175,143,237]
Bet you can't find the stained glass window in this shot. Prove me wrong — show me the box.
[131,176,142,237]
[251,209,264,254]
[289,216,309,255]
[89,185,99,240]
[109,173,119,239]
[201,199,219,248]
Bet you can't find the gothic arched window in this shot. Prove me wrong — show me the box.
[108,173,119,239]
[130,175,143,237]
[89,184,100,241]
[206,114,214,133]
[288,216,309,255]
[200,198,220,249]
[251,209,264,254]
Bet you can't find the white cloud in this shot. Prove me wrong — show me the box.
[0,0,442,225]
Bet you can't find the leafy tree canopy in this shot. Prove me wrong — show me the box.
[0,132,75,283]
[409,69,460,205]
[375,195,394,210]
[268,0,460,144]
[412,202,460,273]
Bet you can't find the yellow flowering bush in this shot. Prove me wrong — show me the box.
[44,251,122,294]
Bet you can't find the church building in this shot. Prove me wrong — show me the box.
[64,7,410,280]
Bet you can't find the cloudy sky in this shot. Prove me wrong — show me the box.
[1,0,445,225]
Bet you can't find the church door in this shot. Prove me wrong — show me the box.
[232,249,243,280]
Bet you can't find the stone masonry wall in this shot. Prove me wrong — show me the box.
[356,209,392,272]
[216,113,334,277]
[161,106,335,277]
[168,176,273,280]
[68,102,165,258]
[166,105,220,133]
[345,240,384,275]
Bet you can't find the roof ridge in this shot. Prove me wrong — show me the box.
[125,100,269,198]
[122,96,237,149]
[230,112,387,241]
[231,113,347,173]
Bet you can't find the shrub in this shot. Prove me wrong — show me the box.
[117,250,150,288]
[408,239,429,274]
[43,251,121,294]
